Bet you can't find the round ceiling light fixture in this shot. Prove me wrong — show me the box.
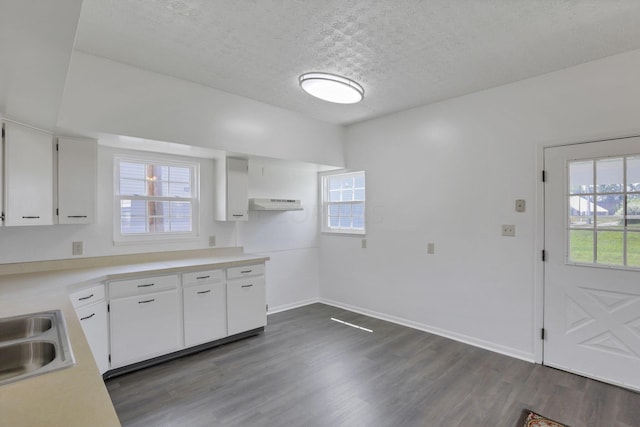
[299,72,364,104]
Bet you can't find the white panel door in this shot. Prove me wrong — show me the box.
[544,138,640,391]
[227,277,266,336]
[110,289,181,368]
[57,137,97,224]
[3,121,53,225]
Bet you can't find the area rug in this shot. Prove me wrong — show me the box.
[519,409,569,427]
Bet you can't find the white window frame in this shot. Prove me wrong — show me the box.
[321,170,366,235]
[114,154,200,244]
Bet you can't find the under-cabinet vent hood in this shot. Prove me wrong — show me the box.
[249,198,303,211]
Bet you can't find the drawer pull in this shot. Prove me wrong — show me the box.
[232,214,244,217]
[240,270,252,274]
[197,289,211,295]
[138,299,155,304]
[22,216,40,219]
[196,275,210,280]
[80,313,95,321]
[138,283,155,288]
[67,215,88,218]
[78,294,94,301]
[241,284,253,288]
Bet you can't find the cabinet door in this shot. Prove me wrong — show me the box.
[57,137,97,224]
[227,277,266,336]
[110,289,181,368]
[226,157,248,221]
[76,301,109,374]
[3,122,53,226]
[183,282,227,347]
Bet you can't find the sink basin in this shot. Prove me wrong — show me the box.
[0,310,75,386]
[0,341,56,382]
[0,316,52,343]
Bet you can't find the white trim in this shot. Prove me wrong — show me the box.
[320,170,366,235]
[534,144,545,364]
[318,298,535,363]
[267,298,319,315]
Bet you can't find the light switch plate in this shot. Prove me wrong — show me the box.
[361,239,367,249]
[209,235,216,246]
[515,199,526,212]
[427,243,435,254]
[72,241,83,255]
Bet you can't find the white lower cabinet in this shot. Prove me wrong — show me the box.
[75,300,109,374]
[227,276,266,336]
[109,289,181,368]
[183,282,227,347]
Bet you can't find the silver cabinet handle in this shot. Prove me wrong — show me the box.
[196,275,210,280]
[138,283,154,288]
[138,299,155,304]
[80,313,95,321]
[241,284,253,288]
[197,289,211,295]
[78,294,94,301]
[240,270,252,274]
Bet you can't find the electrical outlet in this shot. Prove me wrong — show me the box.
[361,239,367,249]
[72,241,83,255]
[427,242,435,254]
[501,224,516,237]
[209,236,216,247]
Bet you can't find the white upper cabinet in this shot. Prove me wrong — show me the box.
[216,157,249,221]
[57,137,97,224]
[2,121,54,226]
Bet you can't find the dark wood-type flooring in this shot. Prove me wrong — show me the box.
[106,303,640,427]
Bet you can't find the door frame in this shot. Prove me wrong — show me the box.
[535,131,640,365]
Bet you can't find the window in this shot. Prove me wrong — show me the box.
[115,156,199,242]
[321,171,365,234]
[568,155,640,267]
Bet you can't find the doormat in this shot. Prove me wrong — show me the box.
[519,410,569,427]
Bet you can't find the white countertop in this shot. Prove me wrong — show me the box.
[0,251,269,427]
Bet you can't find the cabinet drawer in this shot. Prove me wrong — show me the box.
[109,274,178,299]
[226,263,265,280]
[182,269,224,287]
[70,284,105,308]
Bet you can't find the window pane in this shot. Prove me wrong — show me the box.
[596,158,623,193]
[627,156,640,192]
[170,217,192,232]
[169,183,192,198]
[339,217,352,228]
[329,216,339,227]
[342,190,353,201]
[569,160,593,194]
[120,178,146,196]
[354,189,365,201]
[120,162,146,180]
[569,195,594,228]
[627,232,640,267]
[329,205,340,216]
[170,166,190,183]
[171,202,192,217]
[339,204,351,216]
[328,178,341,191]
[627,194,640,230]
[354,175,365,189]
[128,200,146,217]
[329,191,340,202]
[149,216,170,233]
[341,177,354,189]
[352,204,364,216]
[595,195,623,230]
[596,231,623,265]
[569,230,593,263]
[148,201,169,217]
[121,217,147,234]
[353,216,365,229]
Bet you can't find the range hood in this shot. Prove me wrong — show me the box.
[249,198,303,211]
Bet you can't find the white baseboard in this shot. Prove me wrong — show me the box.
[318,298,536,363]
[267,298,319,315]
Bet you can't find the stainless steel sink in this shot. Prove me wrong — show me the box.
[0,310,75,386]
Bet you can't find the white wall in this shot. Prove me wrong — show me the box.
[240,158,320,312]
[320,48,640,361]
[57,51,345,168]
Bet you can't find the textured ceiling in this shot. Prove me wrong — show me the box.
[75,0,640,125]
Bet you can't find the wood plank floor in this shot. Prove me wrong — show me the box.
[106,303,640,427]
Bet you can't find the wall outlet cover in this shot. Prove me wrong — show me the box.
[209,236,216,246]
[501,224,516,237]
[72,241,83,256]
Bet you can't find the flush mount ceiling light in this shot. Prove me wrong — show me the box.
[299,72,364,104]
